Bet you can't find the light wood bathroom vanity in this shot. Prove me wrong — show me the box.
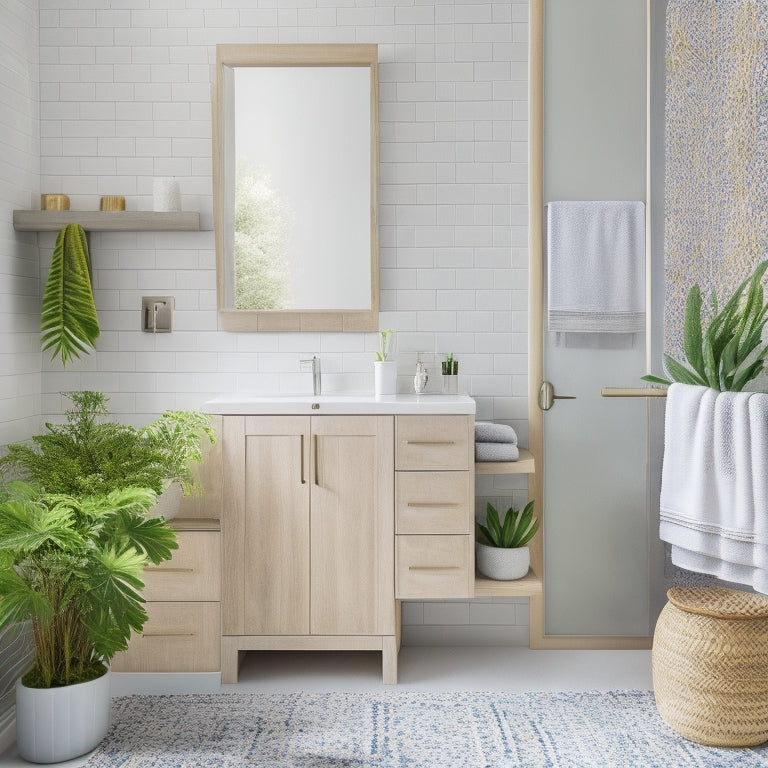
[209,394,476,684]
[115,394,539,684]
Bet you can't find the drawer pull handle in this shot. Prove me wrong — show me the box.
[406,440,455,446]
[300,434,306,485]
[144,567,194,573]
[141,632,195,638]
[407,502,460,508]
[408,566,461,571]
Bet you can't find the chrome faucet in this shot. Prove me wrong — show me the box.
[300,356,322,396]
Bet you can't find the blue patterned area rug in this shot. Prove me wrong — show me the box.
[83,690,768,767]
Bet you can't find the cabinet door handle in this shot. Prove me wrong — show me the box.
[141,632,195,638]
[406,440,455,445]
[408,565,461,571]
[300,434,306,484]
[407,502,460,508]
[144,567,194,573]
[313,433,319,486]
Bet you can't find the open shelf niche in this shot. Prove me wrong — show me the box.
[474,446,541,598]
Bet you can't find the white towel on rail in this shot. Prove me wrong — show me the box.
[547,200,645,333]
[659,382,768,594]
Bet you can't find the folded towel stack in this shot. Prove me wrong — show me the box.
[660,383,768,595]
[475,421,519,462]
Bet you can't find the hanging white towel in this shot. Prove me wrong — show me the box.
[659,383,768,594]
[547,201,645,333]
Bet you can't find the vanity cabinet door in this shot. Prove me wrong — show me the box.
[241,416,311,636]
[223,414,394,639]
[310,416,394,636]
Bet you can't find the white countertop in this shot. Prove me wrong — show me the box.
[203,392,476,415]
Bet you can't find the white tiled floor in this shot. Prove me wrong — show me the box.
[0,647,652,766]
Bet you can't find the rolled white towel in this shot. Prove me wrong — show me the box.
[475,442,519,462]
[474,422,518,445]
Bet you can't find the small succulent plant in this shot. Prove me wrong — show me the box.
[477,500,538,549]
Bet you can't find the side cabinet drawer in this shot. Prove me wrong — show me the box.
[396,535,471,599]
[396,472,471,534]
[396,416,471,471]
[111,602,221,673]
[142,531,220,602]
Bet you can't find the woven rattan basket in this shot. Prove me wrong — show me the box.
[652,586,768,747]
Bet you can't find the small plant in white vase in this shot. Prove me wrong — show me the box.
[476,500,538,580]
[373,329,397,395]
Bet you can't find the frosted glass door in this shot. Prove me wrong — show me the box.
[542,336,649,636]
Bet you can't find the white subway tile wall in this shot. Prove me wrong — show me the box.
[0,0,40,735]
[1,0,41,447]
[31,0,531,641]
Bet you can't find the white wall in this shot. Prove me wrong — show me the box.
[0,0,39,741]
[0,0,41,446]
[34,0,532,644]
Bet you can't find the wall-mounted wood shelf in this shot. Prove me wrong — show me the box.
[475,446,535,475]
[13,210,200,232]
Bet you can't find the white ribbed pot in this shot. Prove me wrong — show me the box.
[15,668,111,764]
[476,543,530,581]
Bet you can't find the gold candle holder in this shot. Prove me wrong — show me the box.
[40,194,70,211]
[99,196,126,211]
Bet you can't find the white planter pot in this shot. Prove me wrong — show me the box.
[374,360,397,395]
[153,481,183,520]
[15,668,111,764]
[476,543,530,581]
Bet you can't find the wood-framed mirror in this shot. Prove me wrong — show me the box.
[213,43,379,332]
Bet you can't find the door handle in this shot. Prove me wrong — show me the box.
[538,380,576,411]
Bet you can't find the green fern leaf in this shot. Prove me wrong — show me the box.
[40,223,100,365]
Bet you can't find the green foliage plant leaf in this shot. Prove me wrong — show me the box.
[643,261,768,392]
[476,500,538,549]
[40,224,100,366]
[682,285,705,380]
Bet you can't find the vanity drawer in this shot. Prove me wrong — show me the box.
[396,472,471,534]
[142,531,220,602]
[396,535,472,599]
[111,601,221,673]
[396,416,471,471]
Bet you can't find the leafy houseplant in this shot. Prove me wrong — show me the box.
[40,223,100,366]
[643,260,768,392]
[0,391,216,500]
[0,391,216,761]
[0,483,176,689]
[476,501,538,581]
[441,353,458,376]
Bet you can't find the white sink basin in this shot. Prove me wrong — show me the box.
[203,392,476,415]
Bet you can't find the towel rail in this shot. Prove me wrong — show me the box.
[601,387,667,398]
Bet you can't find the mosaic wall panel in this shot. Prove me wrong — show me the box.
[665,0,768,357]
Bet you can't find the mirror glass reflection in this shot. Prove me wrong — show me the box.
[214,44,379,332]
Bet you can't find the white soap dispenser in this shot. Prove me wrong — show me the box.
[413,359,429,394]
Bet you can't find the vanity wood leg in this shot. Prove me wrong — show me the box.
[382,635,398,684]
[221,637,241,684]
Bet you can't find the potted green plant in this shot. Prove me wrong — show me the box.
[374,329,396,395]
[442,353,458,394]
[476,500,538,581]
[0,391,216,763]
[642,260,768,392]
[0,482,176,763]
